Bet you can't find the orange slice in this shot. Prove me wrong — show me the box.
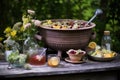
[88,42,97,49]
[53,25,61,29]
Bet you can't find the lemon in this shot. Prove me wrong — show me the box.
[104,52,116,58]
[88,42,97,49]
[103,53,112,58]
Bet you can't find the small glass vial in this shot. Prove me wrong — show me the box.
[101,31,111,50]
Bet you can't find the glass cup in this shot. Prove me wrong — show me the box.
[5,50,12,61]
[28,48,46,65]
[47,54,60,67]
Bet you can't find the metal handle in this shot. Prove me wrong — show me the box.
[85,9,103,26]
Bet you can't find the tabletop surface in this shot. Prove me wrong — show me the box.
[0,55,120,78]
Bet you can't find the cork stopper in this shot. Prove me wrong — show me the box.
[104,31,110,35]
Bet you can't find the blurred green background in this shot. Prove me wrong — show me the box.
[0,0,120,52]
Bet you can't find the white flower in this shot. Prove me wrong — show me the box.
[24,23,31,29]
[27,10,35,15]
[31,19,35,23]
[34,20,41,26]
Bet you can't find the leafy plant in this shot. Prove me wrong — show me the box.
[0,0,120,52]
[3,10,41,51]
[8,50,27,66]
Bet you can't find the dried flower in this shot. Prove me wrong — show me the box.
[27,10,35,15]
[4,9,39,51]
[24,23,31,29]
[4,27,12,33]
[32,20,41,26]
[10,30,17,37]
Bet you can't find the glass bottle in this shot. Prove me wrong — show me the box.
[101,31,111,50]
[23,36,39,57]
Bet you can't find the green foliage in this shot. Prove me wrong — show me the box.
[8,50,27,66]
[8,50,19,63]
[0,0,120,52]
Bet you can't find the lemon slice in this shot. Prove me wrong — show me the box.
[103,53,112,58]
[88,42,97,49]
[48,57,60,67]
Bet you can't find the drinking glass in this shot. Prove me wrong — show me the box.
[47,54,60,67]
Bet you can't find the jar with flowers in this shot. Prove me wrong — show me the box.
[3,39,27,68]
[22,10,46,65]
[3,9,43,67]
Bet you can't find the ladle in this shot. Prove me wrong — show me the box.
[85,9,103,26]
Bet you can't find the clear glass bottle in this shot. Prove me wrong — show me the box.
[101,31,111,50]
[23,36,39,56]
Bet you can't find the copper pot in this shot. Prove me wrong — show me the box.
[38,19,96,57]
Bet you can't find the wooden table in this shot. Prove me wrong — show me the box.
[0,55,120,80]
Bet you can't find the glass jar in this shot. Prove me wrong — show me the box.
[28,48,46,65]
[47,54,60,67]
[4,39,20,61]
[7,50,27,68]
[23,36,46,65]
